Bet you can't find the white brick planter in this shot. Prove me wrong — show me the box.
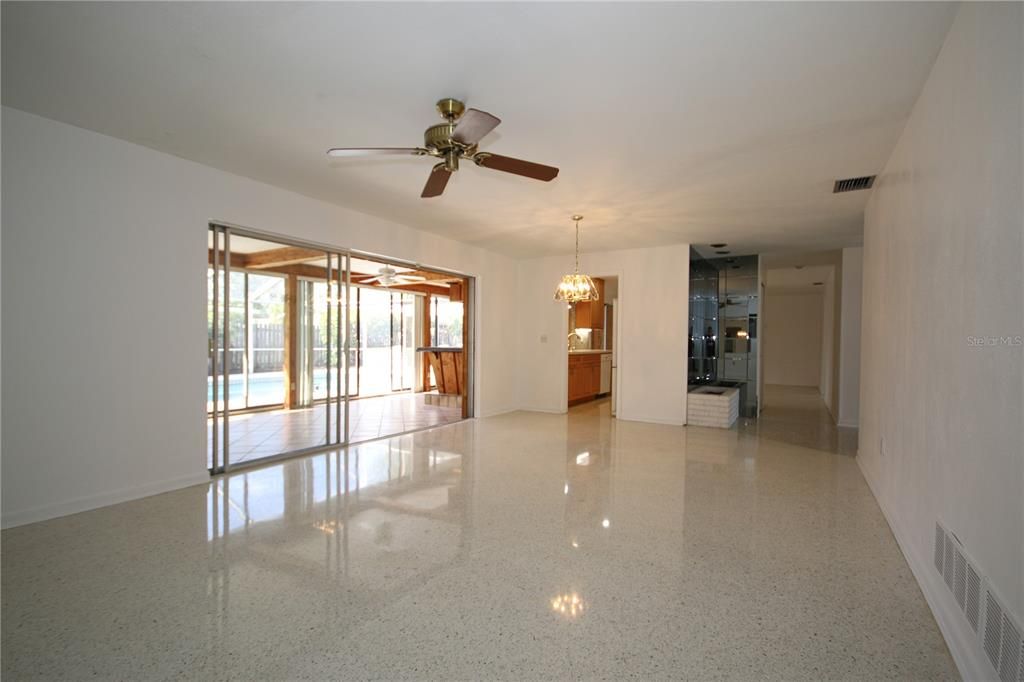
[686,386,740,428]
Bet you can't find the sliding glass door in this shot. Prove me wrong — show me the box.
[206,270,285,411]
[354,287,415,397]
[246,273,286,408]
[391,291,416,393]
[209,227,350,473]
[208,223,473,474]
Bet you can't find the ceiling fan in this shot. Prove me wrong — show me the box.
[361,266,426,287]
[327,98,559,198]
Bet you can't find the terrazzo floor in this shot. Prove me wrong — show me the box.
[207,392,462,467]
[3,389,956,680]
[740,383,860,455]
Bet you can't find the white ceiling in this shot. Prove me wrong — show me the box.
[761,250,842,271]
[2,2,956,258]
[767,265,834,291]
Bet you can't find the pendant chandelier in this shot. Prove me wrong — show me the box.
[553,214,600,303]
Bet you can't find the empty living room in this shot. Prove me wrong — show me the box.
[1,2,1021,680]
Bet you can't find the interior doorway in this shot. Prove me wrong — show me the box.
[208,224,472,473]
[761,260,839,417]
[566,275,618,414]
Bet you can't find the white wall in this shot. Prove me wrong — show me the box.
[837,247,862,427]
[603,277,619,302]
[1,107,520,527]
[858,4,1022,679]
[763,291,823,388]
[819,268,837,411]
[516,245,690,425]
[757,257,766,414]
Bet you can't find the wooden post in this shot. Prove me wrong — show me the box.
[461,278,469,418]
[422,294,433,390]
[283,274,299,409]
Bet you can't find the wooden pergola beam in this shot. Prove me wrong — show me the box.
[359,282,451,296]
[348,269,462,283]
[273,263,332,280]
[243,246,324,270]
[207,249,248,269]
[206,252,331,281]
[402,270,463,283]
[208,249,461,290]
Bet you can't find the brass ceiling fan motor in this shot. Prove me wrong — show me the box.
[423,100,465,172]
[327,97,559,198]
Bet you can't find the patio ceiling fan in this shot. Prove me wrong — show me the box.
[327,97,560,198]
[361,266,426,287]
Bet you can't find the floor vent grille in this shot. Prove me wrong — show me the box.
[966,563,983,633]
[953,547,968,608]
[934,523,945,573]
[1017,637,1024,682]
[999,615,1021,682]
[943,536,956,590]
[832,175,876,193]
[987,592,1005,669]
[934,522,1023,680]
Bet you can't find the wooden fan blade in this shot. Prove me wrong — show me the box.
[327,147,425,157]
[421,164,452,198]
[452,108,501,145]
[475,153,559,181]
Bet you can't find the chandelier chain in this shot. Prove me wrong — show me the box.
[574,217,580,273]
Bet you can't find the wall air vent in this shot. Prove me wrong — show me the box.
[998,614,1021,682]
[954,547,968,609]
[832,175,876,193]
[934,521,1024,681]
[944,533,956,591]
[965,562,983,633]
[985,591,1004,670]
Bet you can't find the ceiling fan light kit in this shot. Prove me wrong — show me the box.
[553,215,600,304]
[327,98,559,198]
[363,266,426,287]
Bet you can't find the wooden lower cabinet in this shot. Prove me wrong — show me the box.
[568,353,603,403]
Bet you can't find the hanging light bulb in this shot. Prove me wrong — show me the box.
[553,215,600,303]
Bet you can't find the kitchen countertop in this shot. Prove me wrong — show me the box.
[568,349,612,355]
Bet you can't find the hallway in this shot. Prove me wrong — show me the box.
[742,384,859,455]
[3,402,953,679]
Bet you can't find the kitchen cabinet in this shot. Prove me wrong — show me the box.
[572,278,605,330]
[568,353,604,403]
[591,279,606,329]
[574,299,592,329]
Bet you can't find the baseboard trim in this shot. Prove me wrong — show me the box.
[856,456,995,682]
[477,407,519,418]
[517,407,568,415]
[617,412,684,427]
[837,419,859,429]
[1,471,211,529]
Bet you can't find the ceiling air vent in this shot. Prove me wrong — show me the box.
[833,175,876,193]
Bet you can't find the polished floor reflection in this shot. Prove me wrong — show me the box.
[3,401,954,680]
[741,384,859,455]
[207,392,462,467]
